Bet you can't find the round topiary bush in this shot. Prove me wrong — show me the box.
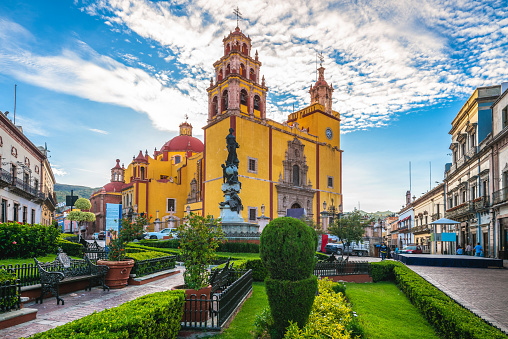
[260,217,317,281]
[260,217,318,338]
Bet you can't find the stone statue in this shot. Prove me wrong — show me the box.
[226,128,240,167]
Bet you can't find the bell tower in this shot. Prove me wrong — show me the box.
[207,26,268,121]
[309,67,334,114]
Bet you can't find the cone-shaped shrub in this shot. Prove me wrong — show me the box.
[260,217,318,338]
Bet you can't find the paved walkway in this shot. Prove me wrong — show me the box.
[0,271,184,339]
[407,263,508,335]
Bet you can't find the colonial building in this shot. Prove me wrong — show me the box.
[444,85,501,256]
[397,191,414,249]
[94,26,343,231]
[0,110,56,224]
[488,83,508,259]
[411,183,444,254]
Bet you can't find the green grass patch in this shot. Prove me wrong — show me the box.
[0,254,81,267]
[345,282,440,339]
[217,252,260,260]
[213,281,268,339]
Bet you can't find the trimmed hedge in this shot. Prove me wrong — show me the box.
[370,260,398,282]
[57,239,83,257]
[127,243,179,255]
[127,251,172,261]
[260,217,317,281]
[0,223,60,259]
[217,241,259,253]
[28,290,185,338]
[266,275,318,338]
[315,252,328,261]
[59,233,79,242]
[217,258,267,282]
[372,261,506,339]
[138,239,180,248]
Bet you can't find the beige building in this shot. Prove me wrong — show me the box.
[412,184,445,254]
[444,85,501,257]
[489,83,508,259]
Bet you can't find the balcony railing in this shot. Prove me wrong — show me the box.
[0,169,12,186]
[431,213,441,221]
[10,177,40,198]
[472,196,489,210]
[493,187,508,205]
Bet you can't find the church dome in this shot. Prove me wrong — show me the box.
[101,181,126,193]
[161,135,204,153]
[160,121,204,153]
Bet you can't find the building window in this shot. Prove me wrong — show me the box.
[327,176,334,188]
[22,206,27,224]
[502,105,508,129]
[31,209,35,225]
[140,167,145,180]
[167,198,176,212]
[482,181,488,197]
[461,143,466,158]
[293,165,300,186]
[454,195,458,206]
[1,200,6,223]
[174,155,181,164]
[462,190,466,203]
[471,133,475,148]
[248,207,257,221]
[425,216,428,225]
[13,203,19,222]
[247,157,257,174]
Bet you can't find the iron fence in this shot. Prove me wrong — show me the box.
[0,279,21,313]
[0,264,40,287]
[180,269,253,330]
[130,255,176,277]
[314,261,371,277]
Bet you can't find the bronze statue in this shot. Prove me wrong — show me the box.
[226,128,240,167]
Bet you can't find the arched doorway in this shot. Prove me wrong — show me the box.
[291,203,301,209]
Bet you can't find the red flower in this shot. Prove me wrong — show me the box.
[12,241,17,245]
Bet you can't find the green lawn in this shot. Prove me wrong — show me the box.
[217,252,260,260]
[0,254,81,266]
[212,281,268,338]
[345,282,441,339]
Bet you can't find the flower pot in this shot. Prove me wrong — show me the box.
[97,259,135,289]
[172,284,212,323]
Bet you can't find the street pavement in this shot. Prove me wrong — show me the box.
[0,269,184,339]
[406,262,508,335]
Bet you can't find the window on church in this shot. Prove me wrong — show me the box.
[240,89,248,106]
[254,95,260,111]
[167,198,176,213]
[248,157,257,174]
[293,165,300,186]
[327,176,334,188]
[240,64,246,77]
[250,68,256,82]
[242,43,248,55]
[174,155,181,164]
[140,167,145,180]
[248,207,257,221]
[212,96,218,116]
[222,90,228,111]
[226,64,230,76]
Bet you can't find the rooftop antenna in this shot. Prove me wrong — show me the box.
[14,84,17,125]
[233,6,242,28]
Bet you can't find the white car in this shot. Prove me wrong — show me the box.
[146,228,178,240]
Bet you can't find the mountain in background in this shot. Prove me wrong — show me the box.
[54,183,101,204]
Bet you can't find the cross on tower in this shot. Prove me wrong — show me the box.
[233,6,242,28]
[184,114,189,122]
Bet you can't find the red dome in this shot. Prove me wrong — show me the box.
[102,181,126,193]
[161,135,204,153]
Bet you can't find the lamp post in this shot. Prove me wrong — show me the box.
[320,201,330,232]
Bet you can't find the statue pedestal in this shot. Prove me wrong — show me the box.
[219,204,245,223]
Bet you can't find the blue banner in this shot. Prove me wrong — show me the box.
[105,203,122,233]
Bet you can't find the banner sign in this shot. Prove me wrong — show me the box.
[105,203,122,233]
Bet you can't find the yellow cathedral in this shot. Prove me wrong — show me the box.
[95,26,343,231]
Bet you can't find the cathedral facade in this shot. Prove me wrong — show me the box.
[92,26,342,232]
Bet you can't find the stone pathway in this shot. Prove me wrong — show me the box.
[0,270,184,339]
[407,263,508,335]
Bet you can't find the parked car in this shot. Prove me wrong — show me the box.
[146,228,178,240]
[98,231,106,240]
[324,242,369,256]
[399,245,422,254]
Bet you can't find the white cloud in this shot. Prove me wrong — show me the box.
[52,166,68,177]
[88,128,109,135]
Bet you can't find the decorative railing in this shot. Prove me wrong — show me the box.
[0,264,40,287]
[11,177,40,197]
[0,168,11,185]
[473,196,489,210]
[180,269,253,330]
[313,261,371,277]
[493,187,508,205]
[445,202,472,218]
[0,279,21,313]
[83,240,107,262]
[129,255,176,277]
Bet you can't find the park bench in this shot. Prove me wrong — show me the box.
[34,248,110,305]
[80,238,107,261]
[209,257,233,294]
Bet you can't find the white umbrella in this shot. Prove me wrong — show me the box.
[429,218,460,225]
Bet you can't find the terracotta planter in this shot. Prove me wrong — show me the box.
[172,284,212,322]
[97,259,135,289]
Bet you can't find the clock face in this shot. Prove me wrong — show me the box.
[326,128,333,140]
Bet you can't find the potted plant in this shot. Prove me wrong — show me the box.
[173,213,225,322]
[98,215,149,289]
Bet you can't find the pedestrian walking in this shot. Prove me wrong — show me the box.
[465,244,472,256]
[474,242,483,257]
[380,242,388,260]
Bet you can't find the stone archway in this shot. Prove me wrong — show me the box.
[291,202,301,209]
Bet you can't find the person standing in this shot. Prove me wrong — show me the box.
[474,242,483,257]
[465,243,472,256]
[380,243,388,260]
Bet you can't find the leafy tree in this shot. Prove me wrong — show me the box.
[328,210,372,260]
[66,198,95,235]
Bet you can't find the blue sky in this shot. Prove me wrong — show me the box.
[0,0,507,212]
